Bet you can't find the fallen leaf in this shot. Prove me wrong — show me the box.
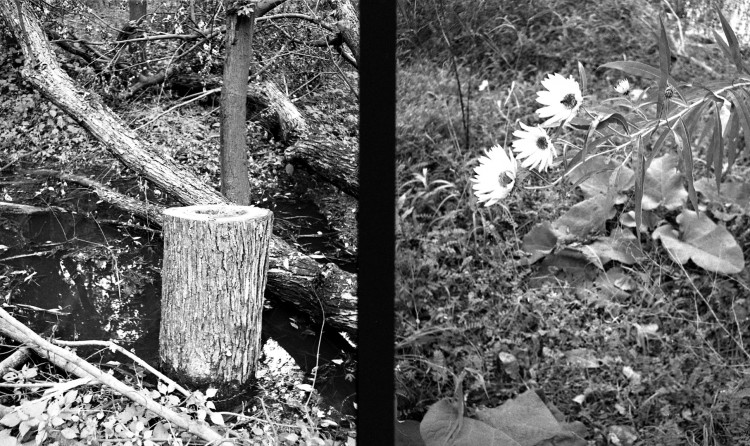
[564,349,601,369]
[652,209,744,274]
[552,195,616,241]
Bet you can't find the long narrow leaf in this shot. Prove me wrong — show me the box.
[729,89,750,140]
[695,104,717,157]
[677,118,699,211]
[571,167,615,189]
[563,149,585,178]
[582,117,601,167]
[578,61,587,95]
[715,5,749,74]
[706,107,718,175]
[711,103,724,193]
[725,110,739,176]
[712,29,736,67]
[598,113,631,135]
[656,15,672,120]
[599,61,678,86]
[731,88,750,159]
[658,16,672,77]
[681,100,709,134]
[646,127,673,169]
[634,136,645,241]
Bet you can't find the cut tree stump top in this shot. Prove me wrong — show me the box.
[163,205,271,222]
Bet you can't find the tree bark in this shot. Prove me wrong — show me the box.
[285,136,359,198]
[0,1,357,335]
[160,205,272,396]
[220,4,256,205]
[331,0,359,66]
[128,0,147,21]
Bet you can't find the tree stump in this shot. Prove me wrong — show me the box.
[159,205,273,398]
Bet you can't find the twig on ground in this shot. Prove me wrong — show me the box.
[52,339,191,398]
[0,308,230,445]
[134,88,220,131]
[0,347,31,376]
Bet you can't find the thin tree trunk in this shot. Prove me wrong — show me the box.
[128,0,147,21]
[126,0,147,62]
[220,4,256,204]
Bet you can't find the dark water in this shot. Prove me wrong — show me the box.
[0,201,356,417]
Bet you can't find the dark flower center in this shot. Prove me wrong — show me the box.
[561,93,578,109]
[498,171,513,187]
[536,137,548,150]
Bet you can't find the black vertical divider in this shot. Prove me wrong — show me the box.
[358,0,396,444]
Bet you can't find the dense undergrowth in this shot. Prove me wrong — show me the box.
[396,0,750,444]
[0,0,358,444]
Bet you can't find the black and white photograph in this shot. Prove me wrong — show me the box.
[0,0,360,444]
[395,1,750,445]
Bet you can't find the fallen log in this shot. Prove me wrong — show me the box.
[23,169,358,334]
[46,18,359,198]
[1,2,357,334]
[0,201,67,215]
[284,136,359,198]
[169,74,359,197]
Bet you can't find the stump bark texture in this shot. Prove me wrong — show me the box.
[160,205,273,391]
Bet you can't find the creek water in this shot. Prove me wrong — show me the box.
[0,193,356,419]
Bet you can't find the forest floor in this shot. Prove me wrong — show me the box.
[395,1,750,445]
[0,1,358,444]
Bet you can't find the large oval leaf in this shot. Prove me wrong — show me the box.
[642,154,687,210]
[552,195,616,242]
[520,222,558,265]
[652,209,744,274]
[420,399,520,446]
[695,177,750,212]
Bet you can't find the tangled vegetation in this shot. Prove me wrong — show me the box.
[0,0,358,444]
[396,0,750,444]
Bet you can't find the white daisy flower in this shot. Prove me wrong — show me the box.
[471,145,517,207]
[614,79,631,95]
[536,73,583,127]
[512,122,557,172]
